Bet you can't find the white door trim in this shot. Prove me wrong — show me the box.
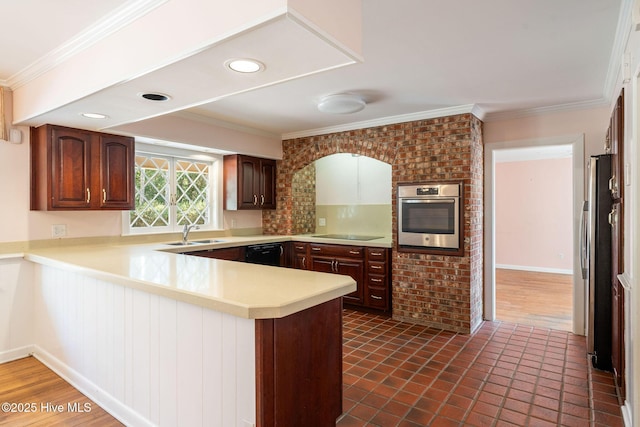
[484,134,585,335]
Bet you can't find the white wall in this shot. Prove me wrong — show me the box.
[495,157,573,273]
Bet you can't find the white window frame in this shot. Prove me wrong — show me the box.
[122,143,223,236]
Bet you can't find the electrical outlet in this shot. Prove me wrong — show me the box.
[318,218,326,226]
[231,219,237,228]
[51,224,67,238]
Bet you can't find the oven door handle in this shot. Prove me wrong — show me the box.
[400,198,457,204]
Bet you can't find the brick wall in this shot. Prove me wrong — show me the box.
[263,113,483,333]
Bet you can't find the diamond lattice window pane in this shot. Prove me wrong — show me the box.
[130,155,170,228]
[175,159,210,226]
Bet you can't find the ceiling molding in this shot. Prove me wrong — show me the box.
[7,0,168,90]
[281,104,477,139]
[602,0,634,101]
[482,97,610,122]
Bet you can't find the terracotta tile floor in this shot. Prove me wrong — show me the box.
[338,309,623,427]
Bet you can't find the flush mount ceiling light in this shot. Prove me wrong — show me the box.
[81,112,108,119]
[225,58,265,73]
[317,93,366,114]
[140,92,171,102]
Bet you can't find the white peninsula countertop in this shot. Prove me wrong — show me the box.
[24,237,361,320]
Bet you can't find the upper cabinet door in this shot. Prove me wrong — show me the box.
[259,158,277,209]
[223,154,277,210]
[31,124,135,211]
[98,134,135,209]
[239,156,260,209]
[50,126,92,209]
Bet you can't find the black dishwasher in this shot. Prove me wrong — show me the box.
[244,243,283,266]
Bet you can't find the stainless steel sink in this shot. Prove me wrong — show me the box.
[164,239,224,246]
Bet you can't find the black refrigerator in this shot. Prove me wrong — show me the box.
[581,154,612,371]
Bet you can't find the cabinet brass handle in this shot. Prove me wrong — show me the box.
[86,188,91,203]
[371,265,382,269]
[371,278,382,283]
[370,295,383,300]
[102,189,106,203]
[253,195,258,205]
[609,207,618,226]
[371,252,382,256]
[349,250,360,255]
[311,247,321,251]
[260,195,265,205]
[302,257,306,269]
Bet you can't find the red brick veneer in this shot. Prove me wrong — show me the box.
[263,113,483,333]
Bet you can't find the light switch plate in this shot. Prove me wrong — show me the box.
[318,218,326,226]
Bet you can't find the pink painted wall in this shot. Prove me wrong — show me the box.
[495,157,573,272]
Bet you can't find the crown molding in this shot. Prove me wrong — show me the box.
[602,0,634,101]
[7,0,168,90]
[281,104,477,139]
[483,98,610,122]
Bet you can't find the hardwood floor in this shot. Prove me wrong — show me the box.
[0,357,122,426]
[496,268,573,332]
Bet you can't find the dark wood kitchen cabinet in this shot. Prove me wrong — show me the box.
[364,247,391,311]
[256,298,343,426]
[223,154,276,210]
[611,278,625,398]
[286,241,393,313]
[291,242,309,270]
[185,246,245,261]
[309,243,365,305]
[30,124,135,210]
[607,90,625,400]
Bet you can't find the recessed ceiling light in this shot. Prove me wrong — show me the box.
[225,58,265,73]
[317,94,366,114]
[140,92,171,102]
[81,112,108,119]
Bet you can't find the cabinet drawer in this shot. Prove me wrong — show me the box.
[308,244,363,258]
[293,243,308,253]
[366,286,388,309]
[366,248,388,261]
[368,261,387,275]
[367,274,386,287]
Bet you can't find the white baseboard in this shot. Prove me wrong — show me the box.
[495,263,572,275]
[0,345,34,364]
[621,400,632,427]
[32,346,154,427]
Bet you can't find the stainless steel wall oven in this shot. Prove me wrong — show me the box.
[397,182,462,251]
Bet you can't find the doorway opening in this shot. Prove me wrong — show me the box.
[484,136,585,335]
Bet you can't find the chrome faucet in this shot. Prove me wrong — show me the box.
[182,224,199,244]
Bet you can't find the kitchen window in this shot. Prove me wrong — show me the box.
[123,147,222,235]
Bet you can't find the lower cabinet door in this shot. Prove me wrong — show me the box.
[336,259,364,305]
[310,256,364,305]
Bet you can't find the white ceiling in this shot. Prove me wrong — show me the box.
[0,0,626,140]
